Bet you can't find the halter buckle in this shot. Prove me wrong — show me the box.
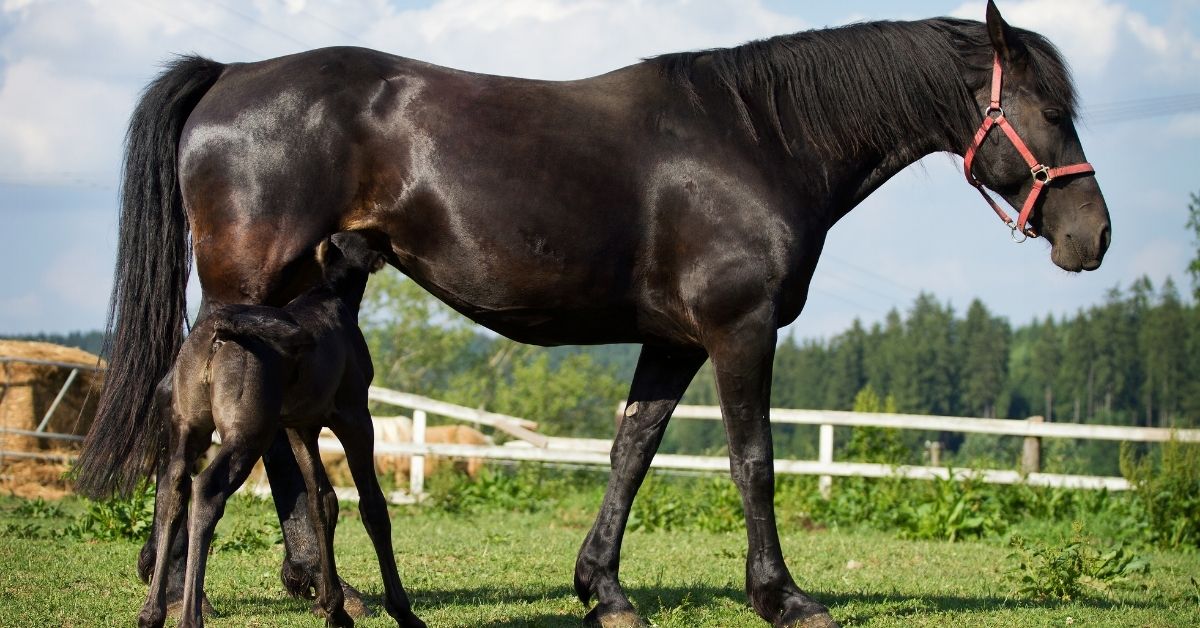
[985,105,1004,119]
[1010,224,1029,243]
[1031,164,1053,184]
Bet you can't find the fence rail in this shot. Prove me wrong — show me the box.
[6,377,1198,502]
[359,389,1200,498]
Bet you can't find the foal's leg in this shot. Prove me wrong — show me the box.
[708,316,837,628]
[333,408,426,628]
[180,432,274,627]
[574,345,705,626]
[138,372,212,616]
[286,426,354,628]
[138,424,210,628]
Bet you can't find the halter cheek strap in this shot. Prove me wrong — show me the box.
[963,53,1095,241]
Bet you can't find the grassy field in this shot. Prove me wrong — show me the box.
[0,490,1197,628]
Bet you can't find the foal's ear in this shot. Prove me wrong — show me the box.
[985,0,1027,66]
[370,253,386,273]
[315,237,331,266]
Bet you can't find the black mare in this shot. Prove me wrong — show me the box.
[79,3,1109,626]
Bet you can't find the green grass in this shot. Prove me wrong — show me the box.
[0,493,1197,627]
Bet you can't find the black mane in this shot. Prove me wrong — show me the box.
[650,18,1077,161]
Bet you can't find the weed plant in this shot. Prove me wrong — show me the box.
[1008,521,1150,600]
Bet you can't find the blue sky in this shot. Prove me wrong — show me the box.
[1,0,1198,340]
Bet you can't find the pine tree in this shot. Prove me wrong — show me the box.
[960,299,1010,418]
[894,294,959,415]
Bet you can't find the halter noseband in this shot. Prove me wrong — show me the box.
[963,53,1095,242]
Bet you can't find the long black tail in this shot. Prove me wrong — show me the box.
[75,56,225,498]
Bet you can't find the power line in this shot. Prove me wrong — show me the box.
[823,254,922,297]
[207,0,316,51]
[127,0,264,58]
[271,0,373,47]
[1085,93,1200,126]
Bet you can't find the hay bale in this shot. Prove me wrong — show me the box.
[0,340,105,453]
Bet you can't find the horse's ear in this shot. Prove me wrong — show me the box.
[370,253,386,273]
[986,0,1027,66]
[315,237,331,266]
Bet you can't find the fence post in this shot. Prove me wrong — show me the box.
[818,423,834,499]
[926,440,942,466]
[411,410,427,497]
[1021,415,1043,475]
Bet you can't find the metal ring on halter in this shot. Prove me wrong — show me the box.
[985,105,1004,119]
[1010,224,1028,243]
[1031,164,1053,183]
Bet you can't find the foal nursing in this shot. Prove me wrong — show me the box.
[139,231,425,628]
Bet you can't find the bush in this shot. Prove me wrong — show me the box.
[1121,439,1200,549]
[1008,521,1149,600]
[628,475,743,533]
[63,482,156,542]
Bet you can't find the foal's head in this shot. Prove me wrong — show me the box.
[316,230,388,310]
[965,1,1111,271]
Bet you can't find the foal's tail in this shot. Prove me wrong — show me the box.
[75,56,225,498]
[211,306,316,359]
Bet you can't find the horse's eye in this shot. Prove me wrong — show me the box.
[1042,108,1063,124]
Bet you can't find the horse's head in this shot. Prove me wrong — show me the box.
[965,1,1111,272]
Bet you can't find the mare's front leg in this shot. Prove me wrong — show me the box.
[333,408,426,628]
[708,313,838,628]
[286,426,354,628]
[574,345,705,627]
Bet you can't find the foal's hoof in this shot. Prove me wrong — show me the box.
[583,607,647,628]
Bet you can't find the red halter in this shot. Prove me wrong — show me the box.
[963,53,1095,241]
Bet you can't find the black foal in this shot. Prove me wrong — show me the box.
[138,231,424,628]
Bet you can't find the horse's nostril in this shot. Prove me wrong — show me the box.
[1100,225,1111,251]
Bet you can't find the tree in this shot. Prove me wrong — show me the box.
[893,294,959,415]
[959,299,1010,418]
[361,272,626,437]
[822,319,867,409]
[1187,191,1200,300]
[1138,278,1187,427]
[1030,317,1062,421]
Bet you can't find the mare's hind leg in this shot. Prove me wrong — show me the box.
[332,409,426,628]
[266,433,368,616]
[708,315,837,628]
[138,423,211,628]
[285,426,354,628]
[574,345,705,627]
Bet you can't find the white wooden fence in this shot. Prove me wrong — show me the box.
[5,379,1199,502]
[346,388,1200,499]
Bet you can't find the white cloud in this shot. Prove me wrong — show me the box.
[0,0,803,185]
[951,0,1200,80]
[951,0,1124,74]
[0,58,131,181]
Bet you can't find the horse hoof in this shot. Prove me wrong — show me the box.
[777,609,840,628]
[311,581,371,619]
[583,608,647,628]
[166,596,215,618]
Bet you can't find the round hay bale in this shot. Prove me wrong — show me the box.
[0,340,105,454]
